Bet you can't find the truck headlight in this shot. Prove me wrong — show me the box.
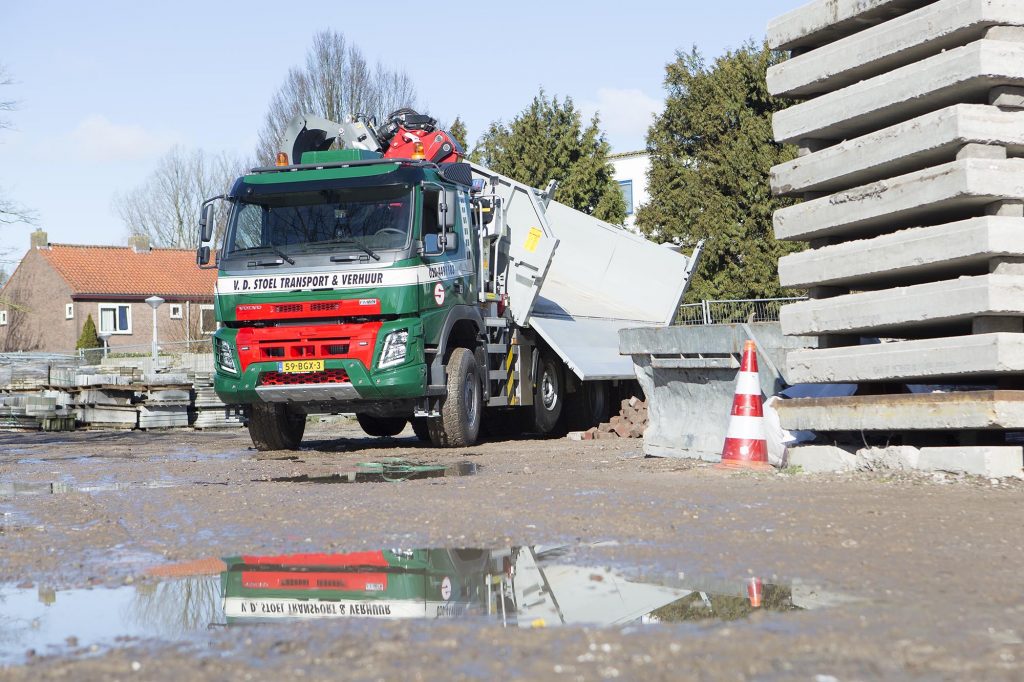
[215,337,238,374]
[378,329,408,369]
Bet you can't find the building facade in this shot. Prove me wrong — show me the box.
[0,231,217,353]
[609,151,651,233]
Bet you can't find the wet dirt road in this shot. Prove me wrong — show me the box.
[1,420,1022,680]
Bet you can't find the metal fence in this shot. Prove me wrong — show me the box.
[77,340,213,366]
[676,297,806,326]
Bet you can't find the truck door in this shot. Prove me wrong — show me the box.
[420,187,473,321]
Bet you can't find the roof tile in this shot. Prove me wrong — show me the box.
[39,244,216,298]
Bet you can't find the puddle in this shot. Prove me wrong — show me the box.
[0,480,179,497]
[266,460,478,484]
[0,544,832,664]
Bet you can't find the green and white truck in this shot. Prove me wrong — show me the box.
[197,110,700,450]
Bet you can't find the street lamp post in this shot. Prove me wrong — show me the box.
[145,296,165,368]
[97,332,112,360]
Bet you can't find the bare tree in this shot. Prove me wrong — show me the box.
[0,63,36,227]
[255,30,417,164]
[113,146,244,249]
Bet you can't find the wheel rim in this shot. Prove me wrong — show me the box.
[463,371,479,425]
[541,365,558,412]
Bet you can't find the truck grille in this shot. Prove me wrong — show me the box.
[258,369,351,386]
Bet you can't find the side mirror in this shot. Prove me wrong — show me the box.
[424,233,442,256]
[438,189,458,230]
[196,245,211,266]
[199,202,215,243]
[443,231,458,252]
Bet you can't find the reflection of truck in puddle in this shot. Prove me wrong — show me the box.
[221,549,493,622]
[220,546,798,627]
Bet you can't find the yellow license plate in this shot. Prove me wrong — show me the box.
[279,360,324,373]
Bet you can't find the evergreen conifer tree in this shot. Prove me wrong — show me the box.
[637,42,802,301]
[448,117,468,153]
[474,90,625,223]
[76,313,101,350]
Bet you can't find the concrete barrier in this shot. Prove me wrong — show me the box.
[619,323,816,460]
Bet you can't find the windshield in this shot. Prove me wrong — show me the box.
[225,185,412,256]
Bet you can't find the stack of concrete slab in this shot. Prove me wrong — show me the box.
[768,0,1024,475]
[190,371,245,429]
[71,367,139,428]
[138,375,192,429]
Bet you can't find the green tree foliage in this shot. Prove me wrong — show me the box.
[448,116,468,153]
[76,313,101,350]
[474,91,626,223]
[637,42,802,301]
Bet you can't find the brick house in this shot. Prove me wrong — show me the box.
[0,230,218,353]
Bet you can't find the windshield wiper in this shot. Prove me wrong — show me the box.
[269,245,296,265]
[231,245,295,265]
[327,238,380,261]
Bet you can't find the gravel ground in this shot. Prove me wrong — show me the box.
[1,420,1022,680]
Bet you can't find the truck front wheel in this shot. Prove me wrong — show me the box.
[427,347,482,447]
[248,403,305,451]
[356,414,407,438]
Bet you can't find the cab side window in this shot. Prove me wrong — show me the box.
[423,190,440,240]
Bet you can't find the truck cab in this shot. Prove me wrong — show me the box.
[206,150,486,448]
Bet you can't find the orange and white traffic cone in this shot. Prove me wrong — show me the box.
[718,340,772,470]
[747,577,763,608]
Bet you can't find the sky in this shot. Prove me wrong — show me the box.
[0,0,798,264]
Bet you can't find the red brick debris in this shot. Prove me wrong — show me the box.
[569,396,648,441]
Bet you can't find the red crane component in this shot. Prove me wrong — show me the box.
[383,127,462,164]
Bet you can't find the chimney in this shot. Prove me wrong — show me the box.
[30,229,48,249]
[128,234,151,253]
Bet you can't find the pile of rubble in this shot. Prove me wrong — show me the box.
[570,397,649,441]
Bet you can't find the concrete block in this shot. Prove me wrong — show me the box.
[769,0,1024,97]
[857,446,922,470]
[768,0,933,51]
[781,275,1024,336]
[918,446,1023,477]
[787,333,1024,382]
[772,104,1024,195]
[779,217,1024,289]
[787,445,859,473]
[619,322,816,391]
[774,158,1024,242]
[773,40,1024,145]
[776,390,1024,431]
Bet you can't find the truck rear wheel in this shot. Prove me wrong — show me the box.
[531,350,565,435]
[248,403,305,451]
[567,381,610,431]
[410,417,431,442]
[427,347,482,447]
[356,414,407,438]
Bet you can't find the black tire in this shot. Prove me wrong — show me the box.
[567,381,610,431]
[410,417,431,442]
[427,347,482,447]
[356,414,407,438]
[248,403,305,451]
[531,350,565,435]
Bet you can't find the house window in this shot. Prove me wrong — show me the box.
[618,180,634,216]
[169,304,183,320]
[0,310,7,326]
[98,304,132,334]
[199,304,216,334]
[65,304,74,320]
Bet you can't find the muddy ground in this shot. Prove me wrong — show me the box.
[1,419,1022,681]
